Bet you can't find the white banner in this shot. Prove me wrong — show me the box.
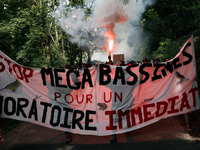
[0,36,199,136]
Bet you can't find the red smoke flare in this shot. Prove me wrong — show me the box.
[109,39,114,51]
[104,30,115,51]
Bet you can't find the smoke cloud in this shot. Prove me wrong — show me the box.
[55,0,155,62]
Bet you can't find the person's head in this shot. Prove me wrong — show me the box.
[127,60,135,66]
[120,61,125,66]
[154,59,160,64]
[73,64,77,68]
[71,66,77,72]
[86,63,92,68]
[65,64,71,69]
[143,58,149,63]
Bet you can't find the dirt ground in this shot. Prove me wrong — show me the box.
[179,110,200,139]
[0,110,200,150]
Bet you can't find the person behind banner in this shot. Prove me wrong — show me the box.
[64,65,80,144]
[109,61,132,144]
[64,64,72,144]
[143,58,149,63]
[110,61,122,143]
[0,116,5,143]
[185,112,192,131]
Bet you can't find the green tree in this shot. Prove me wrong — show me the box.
[140,0,200,61]
[0,0,67,68]
[0,0,31,60]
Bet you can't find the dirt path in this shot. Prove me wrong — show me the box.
[0,114,200,150]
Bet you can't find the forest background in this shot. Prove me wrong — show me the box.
[0,0,200,70]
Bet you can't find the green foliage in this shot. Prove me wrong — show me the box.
[137,0,200,64]
[68,0,84,7]
[0,0,200,69]
[152,38,183,61]
[0,0,89,68]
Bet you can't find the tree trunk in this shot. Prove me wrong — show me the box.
[87,49,91,64]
